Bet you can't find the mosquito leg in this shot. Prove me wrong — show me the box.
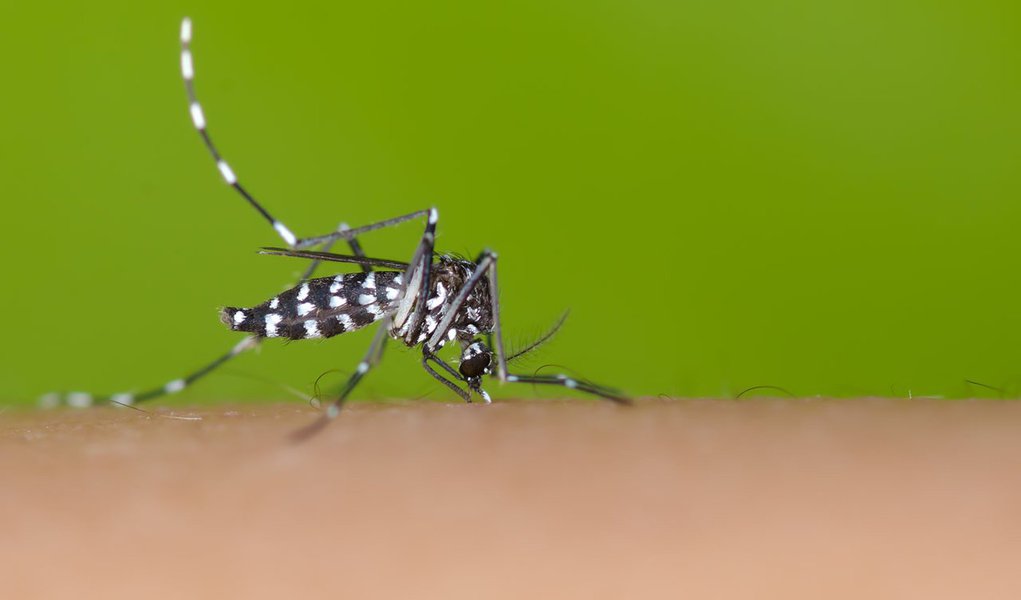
[329,321,390,415]
[180,18,300,247]
[290,318,392,441]
[481,253,628,403]
[392,208,439,342]
[181,18,431,251]
[423,250,629,405]
[421,349,471,402]
[43,219,379,409]
[424,350,463,382]
[337,223,371,274]
[295,210,431,251]
[39,336,260,409]
[297,222,371,280]
[502,373,630,405]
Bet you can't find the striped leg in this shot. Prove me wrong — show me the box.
[181,18,431,251]
[39,223,369,409]
[290,317,392,441]
[426,250,630,405]
[39,336,259,409]
[181,17,297,247]
[287,209,441,439]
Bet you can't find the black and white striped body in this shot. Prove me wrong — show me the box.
[223,255,493,350]
[223,270,402,340]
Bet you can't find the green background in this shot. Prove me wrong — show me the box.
[2,1,1019,406]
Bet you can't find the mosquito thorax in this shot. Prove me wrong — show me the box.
[391,254,495,348]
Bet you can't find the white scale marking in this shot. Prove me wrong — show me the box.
[329,295,345,308]
[428,208,439,224]
[270,297,280,309]
[385,287,399,300]
[357,362,369,375]
[180,49,194,80]
[233,310,246,325]
[217,160,237,185]
[426,283,447,310]
[425,315,438,333]
[297,302,315,317]
[265,313,283,337]
[231,337,258,355]
[67,392,93,408]
[304,320,321,338]
[330,275,344,294]
[393,265,422,330]
[189,102,206,130]
[296,283,310,301]
[180,17,192,43]
[38,393,60,409]
[357,294,376,305]
[111,393,135,407]
[364,304,383,318]
[447,329,457,341]
[394,274,403,286]
[164,379,187,394]
[274,222,297,247]
[338,314,356,330]
[363,272,376,290]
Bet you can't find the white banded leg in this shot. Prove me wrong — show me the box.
[290,209,440,438]
[290,316,392,441]
[40,223,370,409]
[500,373,629,403]
[39,336,259,409]
[426,250,630,405]
[181,17,297,247]
[296,210,431,251]
[182,19,433,254]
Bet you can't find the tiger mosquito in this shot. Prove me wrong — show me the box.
[41,18,628,432]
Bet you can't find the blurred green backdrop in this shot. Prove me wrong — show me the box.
[2,0,1020,406]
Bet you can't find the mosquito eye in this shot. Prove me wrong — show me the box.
[459,346,492,379]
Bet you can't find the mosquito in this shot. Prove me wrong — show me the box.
[41,18,628,434]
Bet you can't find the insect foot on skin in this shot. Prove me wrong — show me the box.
[40,17,629,437]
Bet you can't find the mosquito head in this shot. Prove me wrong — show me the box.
[459,340,493,387]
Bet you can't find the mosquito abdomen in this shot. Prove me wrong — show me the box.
[222,271,403,340]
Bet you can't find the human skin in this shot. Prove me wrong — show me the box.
[2,398,1019,599]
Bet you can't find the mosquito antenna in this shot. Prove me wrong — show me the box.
[506,311,569,363]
